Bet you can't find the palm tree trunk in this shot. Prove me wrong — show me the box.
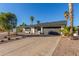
[69,3,73,36]
[31,21,33,26]
[66,19,67,26]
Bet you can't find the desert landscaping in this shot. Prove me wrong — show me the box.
[53,37,79,56]
[0,34,60,56]
[1,33,79,56]
[0,3,79,56]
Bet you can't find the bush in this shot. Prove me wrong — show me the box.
[60,26,78,36]
[16,27,23,32]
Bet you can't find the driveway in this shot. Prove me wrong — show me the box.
[0,36,60,56]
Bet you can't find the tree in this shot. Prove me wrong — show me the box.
[0,12,17,40]
[60,26,77,36]
[30,16,34,25]
[21,22,27,28]
[64,11,69,26]
[3,12,17,28]
[69,3,73,36]
[16,23,27,32]
[37,20,40,24]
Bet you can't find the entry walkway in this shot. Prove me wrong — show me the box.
[0,36,60,56]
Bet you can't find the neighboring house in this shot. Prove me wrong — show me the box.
[24,20,66,35]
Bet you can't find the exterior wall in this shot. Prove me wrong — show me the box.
[31,27,33,34]
[43,28,61,35]
[23,28,25,32]
[31,27,35,34]
[25,26,65,35]
[41,27,44,34]
[13,28,16,32]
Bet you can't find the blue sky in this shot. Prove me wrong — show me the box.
[0,3,79,26]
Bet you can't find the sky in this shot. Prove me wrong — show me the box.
[0,3,79,26]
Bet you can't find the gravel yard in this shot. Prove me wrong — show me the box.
[0,36,60,56]
[53,37,79,56]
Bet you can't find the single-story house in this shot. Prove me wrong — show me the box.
[24,20,66,35]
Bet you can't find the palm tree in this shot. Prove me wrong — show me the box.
[37,20,40,24]
[20,22,26,28]
[64,11,69,26]
[37,20,40,31]
[30,16,34,25]
[69,3,73,36]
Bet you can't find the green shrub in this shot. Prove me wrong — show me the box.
[60,26,78,36]
[16,27,23,32]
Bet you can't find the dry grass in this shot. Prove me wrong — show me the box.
[53,37,79,56]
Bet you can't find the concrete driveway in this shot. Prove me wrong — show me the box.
[0,36,60,56]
